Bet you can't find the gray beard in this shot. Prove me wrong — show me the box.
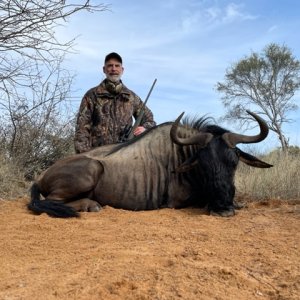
[106,74,121,82]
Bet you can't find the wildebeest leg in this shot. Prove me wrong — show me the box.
[40,156,103,202]
[29,157,104,218]
[65,198,102,212]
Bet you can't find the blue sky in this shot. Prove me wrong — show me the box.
[59,0,300,150]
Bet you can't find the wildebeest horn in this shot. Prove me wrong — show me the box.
[222,110,269,148]
[170,112,213,147]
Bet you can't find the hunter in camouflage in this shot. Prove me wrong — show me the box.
[74,52,156,153]
[74,80,156,153]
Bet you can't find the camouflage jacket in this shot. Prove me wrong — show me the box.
[74,80,156,153]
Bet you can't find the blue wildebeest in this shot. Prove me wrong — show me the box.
[28,111,272,218]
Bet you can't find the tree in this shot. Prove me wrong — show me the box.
[0,1,107,97]
[216,43,300,151]
[0,1,108,178]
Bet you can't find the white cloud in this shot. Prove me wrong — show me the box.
[268,25,278,33]
[223,3,257,23]
[205,6,222,22]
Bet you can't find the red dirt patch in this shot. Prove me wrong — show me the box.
[0,198,299,300]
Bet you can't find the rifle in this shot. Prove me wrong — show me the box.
[120,78,157,142]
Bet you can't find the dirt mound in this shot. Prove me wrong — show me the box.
[0,198,299,300]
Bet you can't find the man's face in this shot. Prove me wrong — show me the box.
[103,58,124,82]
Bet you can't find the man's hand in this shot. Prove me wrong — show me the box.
[133,126,146,136]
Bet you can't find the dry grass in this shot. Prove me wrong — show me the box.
[0,154,30,199]
[235,150,300,203]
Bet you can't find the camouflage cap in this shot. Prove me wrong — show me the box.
[104,52,122,64]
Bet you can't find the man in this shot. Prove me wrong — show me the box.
[74,52,156,153]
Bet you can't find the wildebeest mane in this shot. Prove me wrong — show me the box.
[182,115,230,136]
[182,114,213,129]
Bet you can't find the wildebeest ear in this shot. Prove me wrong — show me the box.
[237,148,273,168]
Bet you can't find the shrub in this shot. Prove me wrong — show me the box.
[0,153,29,199]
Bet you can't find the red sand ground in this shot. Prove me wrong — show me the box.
[0,197,299,300]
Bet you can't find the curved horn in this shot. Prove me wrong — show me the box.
[170,112,213,147]
[222,110,269,148]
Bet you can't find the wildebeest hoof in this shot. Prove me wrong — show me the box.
[86,201,102,212]
[66,199,102,212]
[82,200,102,212]
[210,208,235,217]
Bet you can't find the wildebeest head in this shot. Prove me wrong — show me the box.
[169,110,272,216]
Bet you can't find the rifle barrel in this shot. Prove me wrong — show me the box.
[127,79,157,140]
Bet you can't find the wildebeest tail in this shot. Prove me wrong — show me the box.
[28,182,79,218]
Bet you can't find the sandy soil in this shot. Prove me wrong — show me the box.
[0,197,299,300]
